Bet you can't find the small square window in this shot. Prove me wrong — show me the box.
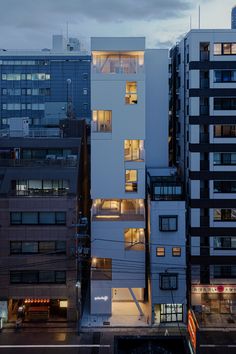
[160,273,178,290]
[156,247,165,257]
[83,88,88,95]
[172,247,181,257]
[159,216,178,232]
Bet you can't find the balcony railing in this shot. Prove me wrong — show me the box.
[200,133,209,143]
[0,159,78,167]
[200,160,209,170]
[200,51,209,62]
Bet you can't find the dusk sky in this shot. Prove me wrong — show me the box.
[0,0,235,50]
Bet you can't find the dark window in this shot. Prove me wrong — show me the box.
[10,212,66,225]
[10,241,66,254]
[214,266,236,279]
[159,216,178,231]
[214,237,236,249]
[10,270,66,284]
[214,98,236,110]
[214,181,236,193]
[160,273,178,290]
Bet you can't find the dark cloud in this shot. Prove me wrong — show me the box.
[0,0,208,48]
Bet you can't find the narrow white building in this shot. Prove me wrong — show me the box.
[90,37,146,319]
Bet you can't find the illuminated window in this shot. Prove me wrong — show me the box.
[91,258,112,280]
[92,110,112,132]
[92,52,144,74]
[125,82,137,104]
[156,247,165,257]
[125,170,137,192]
[124,228,144,250]
[124,140,144,161]
[172,247,181,257]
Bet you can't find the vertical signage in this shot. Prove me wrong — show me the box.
[188,310,198,353]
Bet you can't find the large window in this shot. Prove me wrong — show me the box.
[14,180,69,196]
[214,209,236,222]
[125,170,138,192]
[214,237,236,249]
[214,98,236,110]
[92,199,145,219]
[159,216,178,231]
[125,82,138,104]
[10,241,66,254]
[160,273,178,290]
[10,212,66,225]
[214,265,236,279]
[10,270,66,284]
[124,228,144,251]
[214,181,236,193]
[214,43,236,55]
[92,53,144,74]
[160,304,183,323]
[124,140,144,161]
[214,70,236,83]
[214,125,236,138]
[92,110,112,132]
[2,73,50,80]
[91,258,112,280]
[213,153,236,165]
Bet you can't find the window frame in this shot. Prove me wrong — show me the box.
[159,273,178,290]
[159,215,178,232]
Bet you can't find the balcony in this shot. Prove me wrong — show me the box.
[92,199,145,221]
[0,158,78,168]
[200,133,209,144]
[200,51,209,62]
[10,189,69,197]
[200,160,209,170]
[200,216,209,227]
[200,105,209,116]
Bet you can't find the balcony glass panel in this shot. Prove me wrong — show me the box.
[92,52,144,74]
[124,140,144,161]
[92,110,112,132]
[125,170,137,192]
[92,199,145,220]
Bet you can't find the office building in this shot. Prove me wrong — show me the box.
[0,39,91,128]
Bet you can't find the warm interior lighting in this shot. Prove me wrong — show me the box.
[59,300,68,308]
[96,215,120,219]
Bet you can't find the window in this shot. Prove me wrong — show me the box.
[92,110,112,132]
[124,228,144,251]
[160,304,183,323]
[10,212,66,225]
[91,258,112,280]
[214,153,236,165]
[1,73,50,81]
[214,43,236,55]
[214,265,236,279]
[92,53,144,74]
[214,98,236,110]
[156,247,165,257]
[160,273,178,290]
[83,88,88,95]
[172,247,181,256]
[125,82,137,104]
[124,140,144,161]
[159,216,178,231]
[214,237,236,249]
[10,270,66,284]
[125,170,138,192]
[214,181,236,193]
[214,209,236,222]
[214,70,236,83]
[10,241,66,254]
[214,125,236,137]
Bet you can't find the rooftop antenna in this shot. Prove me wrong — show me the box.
[198,5,201,29]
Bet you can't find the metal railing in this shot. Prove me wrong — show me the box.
[0,159,78,167]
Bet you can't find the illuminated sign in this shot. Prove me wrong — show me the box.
[188,310,198,353]
[192,285,236,294]
[94,296,109,301]
[59,301,68,308]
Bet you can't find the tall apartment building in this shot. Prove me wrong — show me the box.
[0,120,88,323]
[171,29,236,321]
[0,45,91,128]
